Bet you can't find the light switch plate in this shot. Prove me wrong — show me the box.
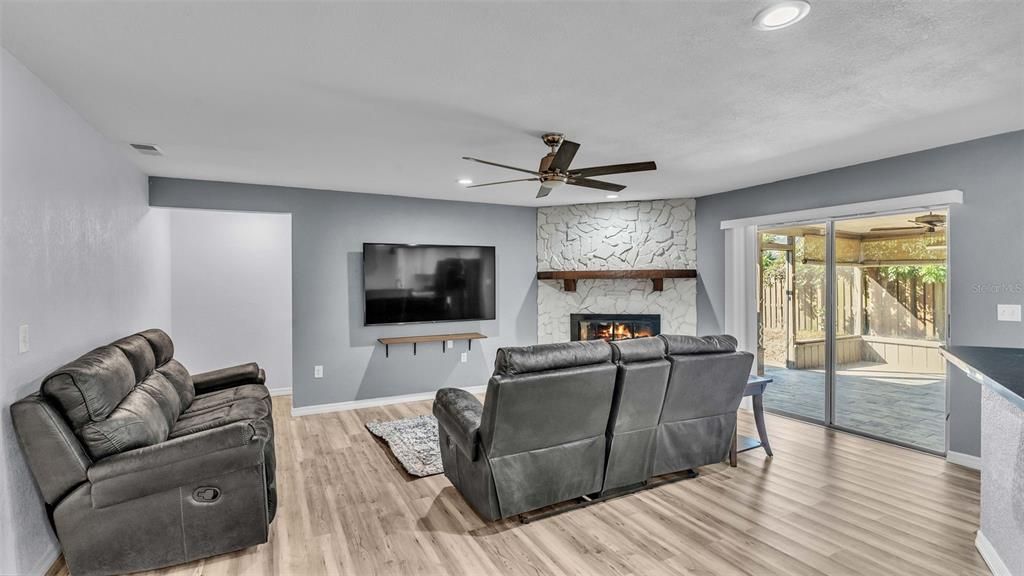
[18,324,29,353]
[460,352,468,363]
[314,365,324,378]
[997,304,1022,322]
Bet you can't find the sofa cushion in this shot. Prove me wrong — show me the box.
[42,346,136,429]
[111,335,156,384]
[139,328,174,366]
[493,340,611,376]
[156,359,196,413]
[170,397,269,439]
[610,336,666,363]
[659,334,738,355]
[77,375,179,460]
[183,384,269,416]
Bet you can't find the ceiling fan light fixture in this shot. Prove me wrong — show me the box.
[753,1,811,30]
[606,194,619,199]
[457,178,473,185]
[542,175,567,188]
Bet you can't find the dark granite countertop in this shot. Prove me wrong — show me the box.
[940,345,1024,409]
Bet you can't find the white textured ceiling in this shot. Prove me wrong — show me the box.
[2,1,1023,206]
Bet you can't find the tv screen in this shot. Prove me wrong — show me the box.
[363,243,496,325]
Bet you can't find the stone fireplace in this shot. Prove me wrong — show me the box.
[570,313,661,342]
[537,199,697,344]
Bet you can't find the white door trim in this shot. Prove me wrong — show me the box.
[720,189,963,230]
[723,225,759,359]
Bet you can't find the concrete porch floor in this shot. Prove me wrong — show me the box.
[762,361,946,452]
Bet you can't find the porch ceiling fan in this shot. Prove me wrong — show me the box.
[461,133,657,198]
[870,212,947,233]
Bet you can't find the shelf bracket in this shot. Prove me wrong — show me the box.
[651,278,664,292]
[563,279,577,292]
[413,342,417,356]
[385,344,389,358]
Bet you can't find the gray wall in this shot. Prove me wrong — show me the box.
[150,178,538,409]
[1,49,172,575]
[696,130,1024,457]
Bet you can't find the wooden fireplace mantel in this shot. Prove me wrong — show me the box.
[536,269,697,292]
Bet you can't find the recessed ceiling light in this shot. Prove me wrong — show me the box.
[457,178,473,185]
[606,194,619,199]
[753,1,810,31]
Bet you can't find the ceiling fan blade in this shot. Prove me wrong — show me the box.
[570,161,657,178]
[462,156,541,176]
[465,178,540,189]
[567,177,626,192]
[536,185,552,199]
[870,226,924,232]
[548,140,580,173]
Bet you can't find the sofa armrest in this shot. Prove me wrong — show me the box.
[433,388,483,461]
[87,419,270,508]
[192,362,265,395]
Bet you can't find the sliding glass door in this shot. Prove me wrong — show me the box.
[757,222,827,423]
[831,212,948,453]
[757,209,948,454]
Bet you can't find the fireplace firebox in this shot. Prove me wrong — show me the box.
[570,314,661,342]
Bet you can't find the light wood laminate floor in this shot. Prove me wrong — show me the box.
[49,395,988,576]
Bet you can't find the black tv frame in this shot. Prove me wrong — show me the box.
[362,242,497,326]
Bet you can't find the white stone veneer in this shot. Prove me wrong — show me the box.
[537,199,697,343]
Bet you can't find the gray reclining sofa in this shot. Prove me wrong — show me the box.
[11,329,276,576]
[434,334,752,521]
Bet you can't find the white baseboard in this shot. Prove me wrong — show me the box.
[268,387,292,397]
[975,530,1012,576]
[26,543,60,576]
[946,450,982,470]
[291,385,487,417]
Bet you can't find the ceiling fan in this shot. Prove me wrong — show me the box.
[461,133,657,198]
[870,212,947,233]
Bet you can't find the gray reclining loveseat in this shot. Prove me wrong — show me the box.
[11,329,276,576]
[434,334,752,521]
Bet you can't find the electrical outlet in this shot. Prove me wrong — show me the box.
[997,304,1022,322]
[314,365,324,378]
[460,352,468,363]
[18,324,29,354]
[447,340,454,349]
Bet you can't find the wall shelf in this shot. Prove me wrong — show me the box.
[536,269,697,292]
[378,332,487,357]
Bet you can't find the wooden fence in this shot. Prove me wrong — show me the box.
[760,266,945,341]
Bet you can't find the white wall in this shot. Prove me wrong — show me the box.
[167,209,292,393]
[0,48,172,575]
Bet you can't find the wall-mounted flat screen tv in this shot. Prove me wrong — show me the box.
[363,243,496,325]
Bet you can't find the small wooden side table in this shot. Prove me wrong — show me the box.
[730,375,774,466]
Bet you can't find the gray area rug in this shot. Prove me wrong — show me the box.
[365,414,443,477]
